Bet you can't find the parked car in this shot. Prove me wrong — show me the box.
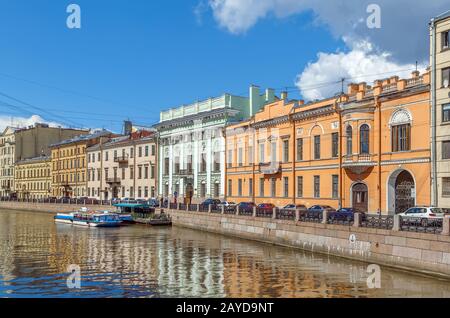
[398,207,445,218]
[201,199,222,206]
[308,205,336,213]
[147,199,160,207]
[238,202,256,213]
[257,203,276,214]
[282,204,308,212]
[329,208,361,222]
[121,197,135,203]
[218,201,237,211]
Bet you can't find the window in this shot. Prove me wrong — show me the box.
[145,146,149,157]
[443,178,450,197]
[332,175,339,199]
[130,147,134,158]
[259,142,266,163]
[443,104,450,123]
[238,148,243,167]
[297,176,303,198]
[249,178,253,197]
[270,142,277,163]
[346,126,353,156]
[360,124,370,154]
[248,146,253,165]
[213,152,220,171]
[138,147,142,157]
[144,166,149,179]
[296,138,303,161]
[259,178,264,197]
[200,183,206,198]
[130,167,134,179]
[138,166,142,179]
[332,133,339,158]
[314,176,320,198]
[227,150,233,168]
[443,67,450,88]
[443,141,450,160]
[443,31,450,50]
[200,153,207,172]
[392,124,411,152]
[164,158,170,175]
[314,136,321,160]
[214,183,220,198]
[281,139,289,163]
[228,179,232,196]
[151,145,156,156]
[271,178,276,197]
[283,177,289,198]
[238,179,243,196]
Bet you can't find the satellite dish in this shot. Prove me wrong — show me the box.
[444,79,449,88]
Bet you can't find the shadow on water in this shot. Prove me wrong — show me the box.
[0,210,449,298]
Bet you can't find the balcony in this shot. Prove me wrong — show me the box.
[177,169,194,176]
[114,156,129,164]
[106,177,121,185]
[343,154,376,174]
[259,162,281,175]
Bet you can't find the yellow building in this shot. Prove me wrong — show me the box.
[50,130,114,198]
[14,156,52,199]
[226,71,431,214]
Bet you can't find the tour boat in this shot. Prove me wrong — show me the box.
[54,207,90,225]
[72,212,122,227]
[113,203,155,224]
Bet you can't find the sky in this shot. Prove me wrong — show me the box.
[0,0,448,133]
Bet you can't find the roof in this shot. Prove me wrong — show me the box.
[432,10,450,23]
[86,130,156,152]
[50,130,112,148]
[16,155,51,166]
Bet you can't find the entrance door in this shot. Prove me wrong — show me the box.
[112,187,119,199]
[352,183,368,213]
[395,171,415,214]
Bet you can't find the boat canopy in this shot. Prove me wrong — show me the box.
[113,203,150,208]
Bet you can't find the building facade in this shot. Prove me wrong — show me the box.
[154,86,276,203]
[0,127,17,198]
[50,130,114,198]
[226,72,431,214]
[14,156,52,199]
[86,130,157,200]
[1,124,87,199]
[431,11,450,208]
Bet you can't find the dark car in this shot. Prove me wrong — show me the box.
[147,199,160,207]
[201,199,222,206]
[238,202,256,213]
[329,208,361,222]
[308,205,336,213]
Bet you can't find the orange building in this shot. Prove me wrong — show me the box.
[225,71,431,215]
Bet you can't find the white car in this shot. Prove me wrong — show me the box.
[398,207,445,219]
[218,201,237,211]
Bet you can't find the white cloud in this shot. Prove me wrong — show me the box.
[0,115,63,132]
[295,39,426,101]
[205,0,444,100]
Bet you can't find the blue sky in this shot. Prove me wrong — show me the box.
[0,0,446,132]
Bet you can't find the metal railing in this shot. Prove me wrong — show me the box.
[360,214,394,230]
[276,208,296,220]
[255,208,272,218]
[299,210,323,223]
[327,212,354,225]
[188,204,198,212]
[238,207,253,216]
[400,216,443,234]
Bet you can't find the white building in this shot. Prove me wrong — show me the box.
[86,130,157,200]
[0,127,17,198]
[154,85,276,203]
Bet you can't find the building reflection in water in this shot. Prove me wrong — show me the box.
[0,211,450,298]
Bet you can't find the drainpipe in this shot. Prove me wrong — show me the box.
[376,96,382,214]
[292,115,296,205]
[337,100,343,209]
[430,18,438,207]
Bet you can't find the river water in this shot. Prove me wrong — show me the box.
[0,210,449,298]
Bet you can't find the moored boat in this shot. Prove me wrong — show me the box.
[113,203,155,224]
[72,212,122,227]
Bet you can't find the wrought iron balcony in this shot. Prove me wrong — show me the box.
[106,177,121,184]
[259,162,281,175]
[114,156,129,164]
[343,154,376,174]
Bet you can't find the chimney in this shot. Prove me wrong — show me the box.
[358,82,367,92]
[265,88,275,103]
[347,83,359,95]
[412,70,420,78]
[281,91,288,100]
[249,85,260,117]
[123,121,133,136]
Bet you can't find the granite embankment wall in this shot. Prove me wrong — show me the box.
[167,209,450,279]
[1,201,450,278]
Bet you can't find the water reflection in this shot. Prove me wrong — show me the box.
[0,210,449,298]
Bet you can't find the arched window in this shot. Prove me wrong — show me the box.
[346,126,353,156]
[390,109,412,152]
[360,124,370,154]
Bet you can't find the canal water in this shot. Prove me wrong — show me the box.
[0,210,449,298]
